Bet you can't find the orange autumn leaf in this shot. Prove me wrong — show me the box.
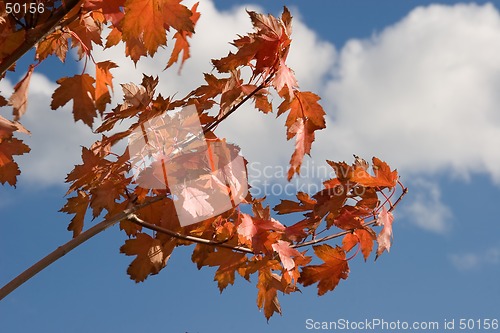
[273,59,298,99]
[0,137,30,166]
[51,74,97,127]
[0,119,30,186]
[327,205,366,230]
[237,213,285,252]
[95,61,118,112]
[0,161,23,187]
[120,232,175,282]
[278,91,326,180]
[105,27,122,48]
[84,0,125,25]
[299,244,349,296]
[287,118,315,180]
[0,142,29,187]
[67,13,103,59]
[357,228,376,261]
[212,9,290,74]
[65,147,105,194]
[278,91,326,134]
[342,233,358,252]
[202,248,247,292]
[351,157,398,188]
[0,116,29,138]
[89,179,125,218]
[253,90,273,113]
[256,260,291,321]
[342,228,376,261]
[121,0,194,57]
[274,191,316,215]
[59,190,90,237]
[166,2,200,71]
[36,30,69,62]
[9,65,34,120]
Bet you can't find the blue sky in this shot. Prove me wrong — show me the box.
[1,1,500,332]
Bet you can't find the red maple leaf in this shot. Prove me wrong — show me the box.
[51,74,97,127]
[351,157,398,189]
[299,244,349,296]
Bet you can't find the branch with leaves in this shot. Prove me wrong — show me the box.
[0,1,407,320]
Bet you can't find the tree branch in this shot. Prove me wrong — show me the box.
[127,187,409,254]
[126,214,254,254]
[0,195,166,301]
[0,0,83,76]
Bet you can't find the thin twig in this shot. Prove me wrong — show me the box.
[202,74,274,134]
[126,214,254,254]
[294,186,408,249]
[127,187,409,254]
[0,195,166,301]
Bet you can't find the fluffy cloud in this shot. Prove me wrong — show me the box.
[320,3,500,184]
[400,178,452,233]
[450,247,500,271]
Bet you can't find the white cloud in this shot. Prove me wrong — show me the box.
[400,178,452,233]
[450,247,500,271]
[320,3,500,184]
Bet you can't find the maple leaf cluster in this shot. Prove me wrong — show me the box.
[0,1,407,320]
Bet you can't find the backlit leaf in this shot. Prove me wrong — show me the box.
[9,65,34,120]
[95,61,118,112]
[51,74,97,128]
[299,244,349,296]
[59,191,90,237]
[375,206,395,260]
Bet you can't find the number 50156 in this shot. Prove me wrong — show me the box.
[5,2,45,14]
[459,319,499,330]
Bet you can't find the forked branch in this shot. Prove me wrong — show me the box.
[126,186,409,253]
